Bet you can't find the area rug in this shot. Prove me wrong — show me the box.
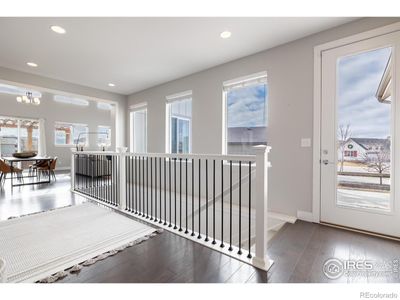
[0,202,160,283]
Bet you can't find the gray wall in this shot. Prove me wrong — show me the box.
[0,91,114,169]
[127,18,400,217]
[0,66,127,149]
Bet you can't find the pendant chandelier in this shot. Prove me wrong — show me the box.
[16,92,41,105]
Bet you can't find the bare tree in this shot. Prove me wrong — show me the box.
[363,145,390,185]
[337,124,351,172]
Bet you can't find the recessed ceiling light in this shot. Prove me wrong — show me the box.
[50,25,66,34]
[108,83,115,87]
[27,62,38,67]
[220,31,232,39]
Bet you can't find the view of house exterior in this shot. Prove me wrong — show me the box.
[338,137,390,162]
[336,46,392,211]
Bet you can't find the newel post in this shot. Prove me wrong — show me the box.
[253,145,273,271]
[70,149,76,192]
[119,153,126,211]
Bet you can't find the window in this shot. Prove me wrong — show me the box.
[166,91,192,153]
[344,150,358,157]
[54,122,89,146]
[130,106,147,153]
[0,83,41,98]
[97,126,111,147]
[53,95,89,106]
[0,116,39,156]
[223,72,268,155]
[97,102,114,110]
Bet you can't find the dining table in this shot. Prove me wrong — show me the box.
[2,156,53,188]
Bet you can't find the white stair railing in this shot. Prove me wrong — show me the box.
[70,146,272,270]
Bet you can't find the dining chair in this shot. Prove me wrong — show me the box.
[0,159,23,185]
[28,160,48,176]
[37,157,58,181]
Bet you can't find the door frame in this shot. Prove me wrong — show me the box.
[311,21,400,223]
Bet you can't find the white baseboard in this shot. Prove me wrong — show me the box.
[297,210,317,223]
[56,167,71,171]
[268,211,296,224]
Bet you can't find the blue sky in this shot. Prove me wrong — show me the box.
[227,84,267,128]
[338,47,391,138]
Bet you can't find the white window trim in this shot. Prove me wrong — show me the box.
[166,90,192,102]
[223,71,267,91]
[222,72,268,155]
[165,92,193,154]
[54,121,89,147]
[130,104,148,153]
[129,102,147,111]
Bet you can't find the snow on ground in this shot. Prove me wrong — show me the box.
[337,189,390,211]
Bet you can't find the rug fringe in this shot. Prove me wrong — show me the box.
[69,265,83,273]
[38,271,68,283]
[37,229,163,283]
[8,205,74,220]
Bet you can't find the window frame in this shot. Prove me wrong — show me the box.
[130,105,148,153]
[54,122,89,147]
[222,72,268,155]
[165,91,192,154]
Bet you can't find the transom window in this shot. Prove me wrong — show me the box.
[55,122,89,146]
[223,72,268,155]
[97,102,114,111]
[166,91,192,154]
[53,95,89,106]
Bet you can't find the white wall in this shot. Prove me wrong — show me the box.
[127,18,400,217]
[0,92,114,169]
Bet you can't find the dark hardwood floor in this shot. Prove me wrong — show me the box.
[1,172,399,283]
[0,171,86,221]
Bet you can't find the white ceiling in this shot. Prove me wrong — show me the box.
[0,17,357,95]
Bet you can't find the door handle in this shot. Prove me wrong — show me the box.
[321,159,334,165]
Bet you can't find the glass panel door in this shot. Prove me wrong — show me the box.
[336,47,392,211]
[320,32,400,238]
[0,118,18,157]
[19,119,39,153]
[0,117,39,157]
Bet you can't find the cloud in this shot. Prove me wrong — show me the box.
[227,84,268,127]
[338,47,391,138]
